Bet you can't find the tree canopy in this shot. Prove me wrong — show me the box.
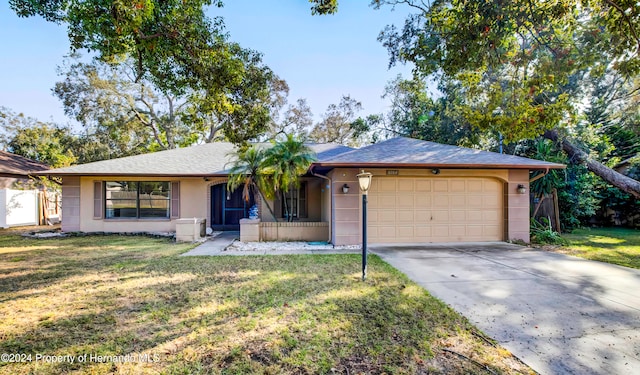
[11,0,278,146]
[308,95,366,146]
[370,0,640,197]
[0,107,77,168]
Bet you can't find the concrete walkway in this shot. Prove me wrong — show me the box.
[180,232,239,256]
[371,243,640,375]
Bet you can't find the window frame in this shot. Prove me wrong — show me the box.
[104,181,171,220]
[281,182,308,220]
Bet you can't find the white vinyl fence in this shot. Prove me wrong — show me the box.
[0,189,38,228]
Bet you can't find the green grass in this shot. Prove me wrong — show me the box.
[558,227,640,269]
[0,232,532,374]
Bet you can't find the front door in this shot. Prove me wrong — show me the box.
[210,184,254,230]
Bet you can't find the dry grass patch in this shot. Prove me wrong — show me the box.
[0,233,532,374]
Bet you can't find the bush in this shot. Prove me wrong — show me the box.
[531,217,568,245]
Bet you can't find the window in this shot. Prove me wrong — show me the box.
[281,182,307,219]
[105,181,170,219]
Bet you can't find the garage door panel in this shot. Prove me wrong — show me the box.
[415,210,431,221]
[483,210,499,221]
[483,225,501,237]
[398,179,414,192]
[414,226,431,237]
[467,225,484,236]
[433,196,450,208]
[396,226,414,238]
[451,180,466,192]
[434,180,449,192]
[484,180,501,192]
[369,226,380,238]
[398,195,414,208]
[368,195,380,208]
[379,179,397,192]
[432,225,450,236]
[416,180,432,192]
[369,177,503,243]
[377,226,396,238]
[450,210,466,221]
[398,210,415,222]
[468,180,483,192]
[450,224,466,236]
[414,195,431,207]
[451,197,466,208]
[432,210,449,221]
[466,196,483,208]
[378,210,397,222]
[466,210,483,222]
[483,195,500,208]
[378,195,397,209]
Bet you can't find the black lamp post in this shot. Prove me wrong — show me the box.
[357,170,372,281]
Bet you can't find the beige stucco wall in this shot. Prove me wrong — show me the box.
[66,175,329,234]
[259,177,325,223]
[62,168,532,243]
[329,168,362,246]
[329,168,530,246]
[505,170,530,243]
[75,176,208,233]
[260,222,329,241]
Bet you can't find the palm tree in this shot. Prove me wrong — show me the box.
[226,146,277,220]
[264,134,317,222]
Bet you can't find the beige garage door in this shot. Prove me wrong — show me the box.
[368,177,503,243]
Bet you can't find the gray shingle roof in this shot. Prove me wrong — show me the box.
[0,151,49,177]
[43,137,564,177]
[316,137,565,169]
[44,142,354,176]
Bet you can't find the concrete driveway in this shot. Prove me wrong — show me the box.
[371,243,640,375]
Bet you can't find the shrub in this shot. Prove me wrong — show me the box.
[531,217,568,245]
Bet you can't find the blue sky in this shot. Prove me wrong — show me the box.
[0,1,412,126]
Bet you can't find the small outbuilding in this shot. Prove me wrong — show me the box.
[0,151,53,228]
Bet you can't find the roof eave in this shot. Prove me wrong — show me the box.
[40,172,231,177]
[312,162,566,170]
[0,170,50,178]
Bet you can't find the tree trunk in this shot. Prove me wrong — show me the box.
[543,129,640,198]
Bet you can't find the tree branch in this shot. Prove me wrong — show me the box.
[543,129,640,198]
[603,0,640,55]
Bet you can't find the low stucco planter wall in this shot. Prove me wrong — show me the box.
[240,218,261,242]
[259,221,329,242]
[175,217,206,242]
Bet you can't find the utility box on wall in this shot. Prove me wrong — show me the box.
[176,217,206,242]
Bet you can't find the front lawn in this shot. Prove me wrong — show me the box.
[0,233,531,374]
[557,227,640,269]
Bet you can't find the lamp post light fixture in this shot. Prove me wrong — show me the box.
[356,170,373,281]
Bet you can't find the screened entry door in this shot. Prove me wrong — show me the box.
[210,184,254,230]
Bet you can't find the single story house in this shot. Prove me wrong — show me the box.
[43,137,564,245]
